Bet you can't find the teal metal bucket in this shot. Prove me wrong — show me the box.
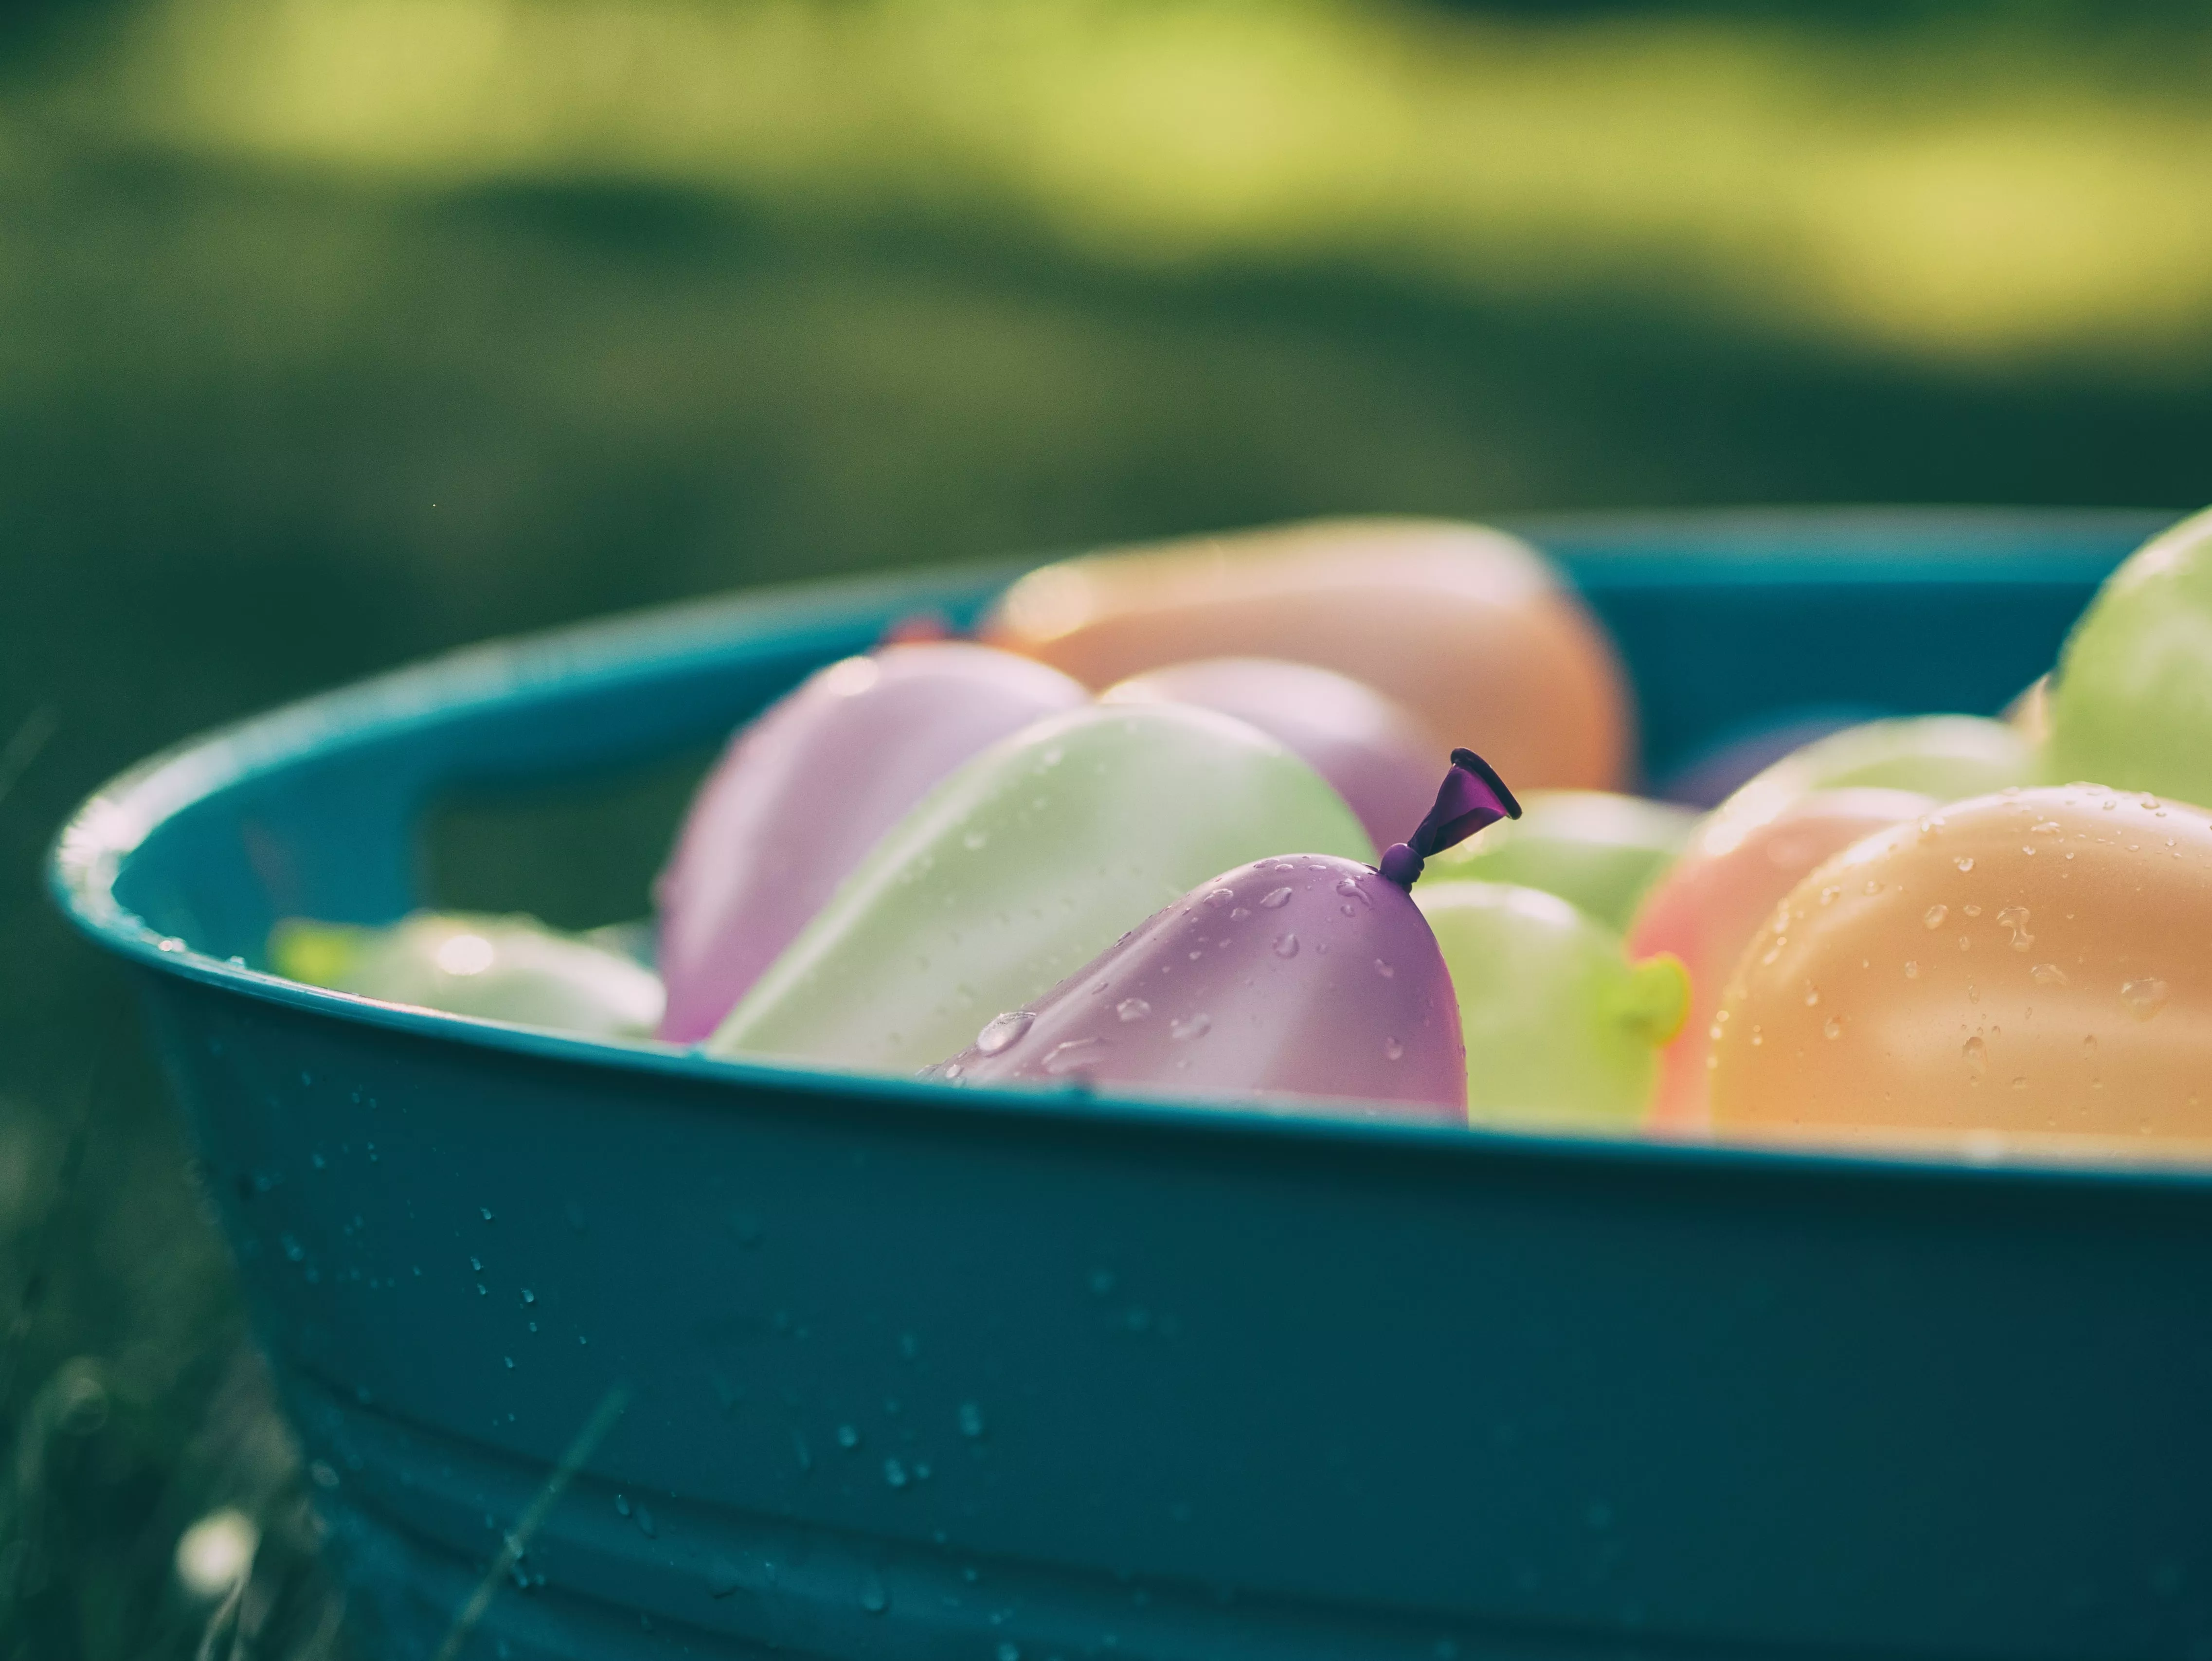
[51,509,2212,1661]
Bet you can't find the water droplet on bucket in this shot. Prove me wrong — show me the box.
[976,1011,1033,1054]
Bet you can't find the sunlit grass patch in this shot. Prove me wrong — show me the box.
[50,0,2212,368]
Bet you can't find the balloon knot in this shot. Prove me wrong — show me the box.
[1379,843,1424,887]
[1382,748,1520,888]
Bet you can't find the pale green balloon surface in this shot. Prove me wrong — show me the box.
[2047,506,2212,808]
[1415,880,1688,1130]
[711,703,1375,1073]
[1425,790,1696,931]
[270,911,665,1037]
[1715,713,2036,828]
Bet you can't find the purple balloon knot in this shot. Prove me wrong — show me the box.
[1381,748,1521,888]
[1378,843,1424,886]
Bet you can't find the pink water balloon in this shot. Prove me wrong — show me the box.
[655,642,1087,1041]
[1626,786,1936,1131]
[1099,658,1439,851]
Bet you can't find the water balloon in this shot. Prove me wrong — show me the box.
[982,517,1632,791]
[655,642,1086,1041]
[1417,882,1689,1131]
[1708,784,2212,1145]
[1626,787,1937,1131]
[1426,790,1696,931]
[710,704,1374,1075]
[926,750,1520,1120]
[270,911,664,1037]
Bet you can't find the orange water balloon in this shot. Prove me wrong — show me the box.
[982,518,1633,791]
[1628,787,1936,1131]
[1708,785,2212,1145]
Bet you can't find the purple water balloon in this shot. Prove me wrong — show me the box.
[1098,657,1440,851]
[655,642,1087,1041]
[924,751,1520,1122]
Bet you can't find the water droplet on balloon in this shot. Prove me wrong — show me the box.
[1170,1013,1211,1041]
[958,1401,986,1438]
[1997,905,2033,951]
[2031,963,2068,986]
[1335,877,1370,907]
[1203,887,1235,909]
[1383,1037,1405,1061]
[2122,977,2170,1020]
[1962,1035,1988,1074]
[1824,1017,1842,1040]
[1954,856,1975,872]
[2084,1033,2098,1054]
[1273,933,1299,959]
[1924,904,1948,929]
[1259,887,1294,910]
[976,1011,1033,1054]
[963,830,989,851]
[1904,960,1919,978]
[837,1424,860,1449]
[941,1062,963,1080]
[1803,985,1820,1007]
[883,1458,909,1489]
[1043,1038,1106,1075]
[1116,998,1151,1023]
[1373,958,1394,979]
[859,1571,888,1614]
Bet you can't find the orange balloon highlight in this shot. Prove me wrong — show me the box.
[982,518,1633,792]
[1708,785,2212,1144]
[1628,787,1935,1132]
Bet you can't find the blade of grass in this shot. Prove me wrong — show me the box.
[0,704,57,813]
[431,1383,629,1661]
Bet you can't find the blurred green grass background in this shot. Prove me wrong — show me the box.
[1,0,2209,1652]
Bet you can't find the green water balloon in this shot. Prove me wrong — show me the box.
[1415,880,1688,1130]
[1714,713,2037,828]
[710,703,1375,1074]
[1423,789,1696,931]
[270,911,664,1038]
[2047,505,2212,808]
